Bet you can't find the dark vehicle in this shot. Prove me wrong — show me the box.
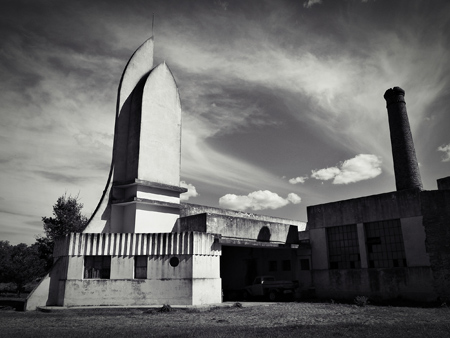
[243,276,298,301]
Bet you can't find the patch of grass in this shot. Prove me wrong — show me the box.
[0,302,449,337]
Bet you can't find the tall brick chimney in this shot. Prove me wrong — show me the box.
[384,87,422,191]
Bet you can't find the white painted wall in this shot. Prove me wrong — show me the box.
[135,207,179,233]
[111,256,134,279]
[139,63,181,187]
[63,279,194,306]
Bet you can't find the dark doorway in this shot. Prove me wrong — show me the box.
[220,245,296,301]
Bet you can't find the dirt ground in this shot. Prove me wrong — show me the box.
[0,302,449,338]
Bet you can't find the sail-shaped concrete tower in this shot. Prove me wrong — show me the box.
[84,37,187,234]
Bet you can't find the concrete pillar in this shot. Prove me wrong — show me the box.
[384,87,422,191]
[356,223,368,269]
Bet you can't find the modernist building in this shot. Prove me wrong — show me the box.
[26,37,449,310]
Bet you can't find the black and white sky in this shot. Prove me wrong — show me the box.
[1,0,449,244]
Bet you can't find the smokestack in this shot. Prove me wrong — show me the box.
[384,87,422,191]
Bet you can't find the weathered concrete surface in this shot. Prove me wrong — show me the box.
[179,203,304,245]
[179,212,299,245]
[400,216,430,267]
[313,266,436,302]
[437,176,450,190]
[25,274,51,311]
[306,187,446,303]
[309,228,328,271]
[384,87,422,191]
[181,203,306,229]
[307,189,422,229]
[63,279,194,306]
[421,189,450,301]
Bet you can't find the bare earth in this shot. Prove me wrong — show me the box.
[0,302,449,338]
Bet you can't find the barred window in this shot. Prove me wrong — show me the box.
[84,256,111,279]
[365,219,407,268]
[327,224,361,269]
[135,256,148,279]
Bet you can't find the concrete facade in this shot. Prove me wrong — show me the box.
[306,189,443,302]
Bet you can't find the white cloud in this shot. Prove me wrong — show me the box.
[303,0,322,9]
[311,167,341,181]
[219,190,301,211]
[287,193,302,204]
[180,181,199,201]
[437,144,450,162]
[311,154,382,184]
[289,176,309,184]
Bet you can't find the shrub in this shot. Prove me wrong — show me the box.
[158,304,174,312]
[354,295,369,307]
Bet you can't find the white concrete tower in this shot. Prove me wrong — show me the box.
[84,37,186,233]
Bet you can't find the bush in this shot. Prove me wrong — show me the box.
[354,296,369,307]
[158,304,174,312]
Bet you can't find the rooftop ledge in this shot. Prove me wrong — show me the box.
[112,197,181,209]
[113,179,188,193]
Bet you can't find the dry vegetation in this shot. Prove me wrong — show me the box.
[0,302,449,337]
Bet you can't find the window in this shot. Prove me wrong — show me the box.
[135,256,147,279]
[269,260,277,272]
[282,260,291,271]
[327,224,361,269]
[365,219,407,268]
[300,259,310,271]
[84,256,111,279]
[169,256,180,267]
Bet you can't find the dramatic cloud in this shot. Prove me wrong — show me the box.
[437,144,450,162]
[219,190,301,211]
[180,181,199,201]
[289,176,309,184]
[1,1,449,244]
[311,154,382,184]
[303,0,322,9]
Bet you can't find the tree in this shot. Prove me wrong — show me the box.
[36,194,89,270]
[0,241,46,296]
[42,194,89,241]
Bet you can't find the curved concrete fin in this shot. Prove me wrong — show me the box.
[117,37,154,117]
[83,38,154,233]
[138,62,182,186]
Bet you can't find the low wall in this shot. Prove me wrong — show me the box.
[62,278,221,306]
